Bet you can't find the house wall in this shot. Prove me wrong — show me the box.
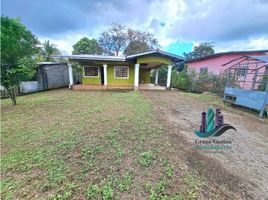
[37,64,69,90]
[137,55,171,65]
[46,64,69,89]
[187,52,267,89]
[81,64,135,86]
[82,66,101,85]
[20,81,39,93]
[187,52,266,74]
[107,65,135,86]
[82,76,101,85]
[37,66,46,90]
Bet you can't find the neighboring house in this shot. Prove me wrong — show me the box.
[223,55,268,117]
[37,62,73,90]
[186,50,268,75]
[223,55,268,89]
[60,50,184,90]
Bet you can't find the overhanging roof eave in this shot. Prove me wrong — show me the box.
[55,55,126,62]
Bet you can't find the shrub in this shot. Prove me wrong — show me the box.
[171,67,228,95]
[171,69,192,91]
[258,74,268,91]
[193,72,228,95]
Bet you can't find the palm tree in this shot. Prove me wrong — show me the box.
[42,40,61,61]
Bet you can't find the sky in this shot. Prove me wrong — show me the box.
[2,0,268,56]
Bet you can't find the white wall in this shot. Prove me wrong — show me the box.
[20,81,39,94]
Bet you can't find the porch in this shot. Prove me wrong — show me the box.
[72,83,166,91]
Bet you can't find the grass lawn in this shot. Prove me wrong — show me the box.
[1,89,239,199]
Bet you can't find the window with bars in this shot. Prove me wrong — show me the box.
[114,66,129,78]
[236,66,247,77]
[84,66,99,77]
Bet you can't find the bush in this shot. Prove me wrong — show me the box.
[206,74,228,94]
[171,67,228,95]
[258,74,268,91]
[171,69,192,91]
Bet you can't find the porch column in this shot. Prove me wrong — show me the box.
[166,65,173,89]
[155,69,159,85]
[68,64,73,89]
[103,64,108,86]
[134,63,140,90]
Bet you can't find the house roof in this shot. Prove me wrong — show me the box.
[38,62,67,65]
[56,49,184,63]
[185,50,268,63]
[222,55,268,66]
[62,55,126,62]
[249,56,268,64]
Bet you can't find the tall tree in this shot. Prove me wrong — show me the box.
[98,23,128,56]
[184,42,215,60]
[1,16,39,105]
[42,40,61,61]
[72,37,103,55]
[123,29,159,55]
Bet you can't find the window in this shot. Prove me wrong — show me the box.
[236,67,247,77]
[114,66,129,79]
[199,67,208,74]
[84,66,99,77]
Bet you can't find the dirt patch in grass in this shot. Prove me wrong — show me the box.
[141,90,268,200]
[1,89,262,200]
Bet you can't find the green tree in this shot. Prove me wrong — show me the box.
[72,37,103,55]
[42,40,61,61]
[124,40,149,56]
[98,23,159,56]
[184,42,215,60]
[1,16,39,105]
[98,23,128,56]
[123,29,159,55]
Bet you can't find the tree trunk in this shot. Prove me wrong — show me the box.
[7,87,17,106]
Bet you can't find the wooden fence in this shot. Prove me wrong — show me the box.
[0,86,20,99]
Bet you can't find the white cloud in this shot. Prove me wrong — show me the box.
[9,0,266,55]
[148,0,186,47]
[39,34,85,54]
[215,37,268,52]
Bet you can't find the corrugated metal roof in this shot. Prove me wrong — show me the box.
[186,50,268,63]
[54,49,184,62]
[249,56,268,63]
[58,55,126,62]
[38,62,67,65]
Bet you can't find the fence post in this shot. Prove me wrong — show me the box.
[259,83,268,118]
[251,69,258,90]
